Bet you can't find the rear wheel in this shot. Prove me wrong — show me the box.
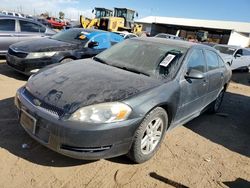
[128,107,168,163]
[208,89,225,113]
[60,58,73,64]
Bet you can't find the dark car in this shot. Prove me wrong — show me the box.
[6,28,124,75]
[0,15,56,55]
[15,38,231,163]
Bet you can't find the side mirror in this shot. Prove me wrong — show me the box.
[185,69,204,80]
[88,41,99,48]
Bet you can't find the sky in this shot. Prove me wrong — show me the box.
[1,0,250,22]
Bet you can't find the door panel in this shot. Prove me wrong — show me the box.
[204,50,224,104]
[175,48,208,123]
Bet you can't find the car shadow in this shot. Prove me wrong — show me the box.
[231,70,250,86]
[0,97,94,167]
[184,91,250,157]
[0,61,28,81]
[222,178,250,188]
[149,172,188,188]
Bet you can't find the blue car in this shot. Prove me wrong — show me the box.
[6,28,124,75]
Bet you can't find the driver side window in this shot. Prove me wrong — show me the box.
[187,49,206,73]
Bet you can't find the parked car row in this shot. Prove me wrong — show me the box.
[1,10,33,19]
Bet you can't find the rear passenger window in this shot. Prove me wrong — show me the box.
[0,19,15,31]
[19,20,46,33]
[187,49,206,72]
[205,50,219,71]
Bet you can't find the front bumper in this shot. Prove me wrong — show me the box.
[6,53,59,76]
[15,87,142,160]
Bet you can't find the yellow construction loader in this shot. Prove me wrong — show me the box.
[80,7,113,29]
[98,8,142,35]
[80,7,142,35]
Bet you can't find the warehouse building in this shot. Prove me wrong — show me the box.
[136,16,250,47]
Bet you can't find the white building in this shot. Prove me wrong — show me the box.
[136,16,250,47]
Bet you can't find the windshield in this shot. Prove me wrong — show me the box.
[95,39,187,78]
[51,29,90,44]
[214,45,236,55]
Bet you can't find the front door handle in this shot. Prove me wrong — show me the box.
[203,79,208,86]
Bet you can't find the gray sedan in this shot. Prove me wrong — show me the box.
[0,15,56,55]
[15,38,231,163]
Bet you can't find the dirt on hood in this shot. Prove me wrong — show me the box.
[26,59,162,113]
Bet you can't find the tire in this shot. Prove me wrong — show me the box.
[207,89,225,113]
[127,107,168,163]
[60,58,73,64]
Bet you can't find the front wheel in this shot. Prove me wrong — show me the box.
[127,107,168,163]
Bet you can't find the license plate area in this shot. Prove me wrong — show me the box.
[20,108,37,134]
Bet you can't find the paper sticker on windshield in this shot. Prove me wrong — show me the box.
[79,35,86,40]
[160,54,176,67]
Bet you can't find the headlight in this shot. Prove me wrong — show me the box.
[69,102,132,123]
[26,52,57,59]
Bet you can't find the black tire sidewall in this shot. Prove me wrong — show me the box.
[128,107,168,163]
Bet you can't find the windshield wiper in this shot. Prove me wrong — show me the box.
[93,56,108,65]
[116,66,150,77]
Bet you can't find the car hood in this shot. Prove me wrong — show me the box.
[10,38,78,52]
[26,59,162,114]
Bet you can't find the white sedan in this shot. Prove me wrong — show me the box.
[214,44,250,71]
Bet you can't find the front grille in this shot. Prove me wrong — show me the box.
[22,88,64,118]
[8,48,28,58]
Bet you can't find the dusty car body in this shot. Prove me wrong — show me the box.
[6,28,124,75]
[214,44,250,71]
[0,15,56,55]
[15,38,231,163]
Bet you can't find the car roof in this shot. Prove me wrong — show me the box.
[132,37,208,49]
[0,15,39,22]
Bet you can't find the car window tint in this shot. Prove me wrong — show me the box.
[187,49,206,73]
[20,20,46,33]
[205,50,219,71]
[15,13,19,17]
[0,19,15,31]
[235,49,243,56]
[243,49,250,56]
[8,13,12,16]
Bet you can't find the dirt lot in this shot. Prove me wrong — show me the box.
[0,59,249,188]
